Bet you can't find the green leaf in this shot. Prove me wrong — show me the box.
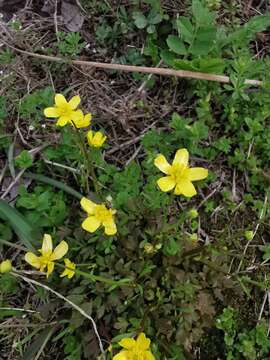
[132,12,148,29]
[0,200,40,250]
[23,173,87,201]
[197,58,225,73]
[167,35,186,55]
[147,24,156,34]
[15,150,33,169]
[225,13,270,46]
[189,26,217,56]
[176,16,194,43]
[174,59,198,71]
[160,49,176,67]
[192,0,215,26]
[147,10,162,25]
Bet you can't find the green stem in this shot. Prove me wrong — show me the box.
[55,262,132,287]
[72,127,100,196]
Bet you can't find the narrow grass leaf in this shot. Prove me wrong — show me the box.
[0,200,39,250]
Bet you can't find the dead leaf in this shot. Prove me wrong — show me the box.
[196,292,216,317]
[61,0,84,32]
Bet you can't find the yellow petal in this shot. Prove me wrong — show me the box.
[46,261,54,277]
[154,154,171,174]
[56,115,70,126]
[174,179,197,197]
[157,176,176,192]
[41,234,53,257]
[25,252,41,269]
[82,216,101,233]
[74,113,92,128]
[118,338,136,350]
[94,132,106,147]
[68,95,81,110]
[80,197,96,215]
[55,94,67,107]
[145,351,155,360]
[44,107,60,118]
[136,333,150,350]
[71,109,84,122]
[173,148,189,167]
[60,269,69,278]
[186,167,208,181]
[112,351,130,360]
[104,222,117,236]
[51,240,68,260]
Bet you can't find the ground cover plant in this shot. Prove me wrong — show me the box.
[1,0,270,359]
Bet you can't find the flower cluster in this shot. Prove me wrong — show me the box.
[25,234,75,279]
[44,93,106,148]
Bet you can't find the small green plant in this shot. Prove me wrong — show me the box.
[56,32,85,57]
[216,307,270,360]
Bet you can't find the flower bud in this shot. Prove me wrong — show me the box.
[188,208,199,219]
[245,230,254,241]
[144,243,155,254]
[0,260,12,273]
[189,233,198,242]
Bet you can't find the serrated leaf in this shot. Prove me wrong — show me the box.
[225,13,270,46]
[167,35,186,55]
[174,59,198,71]
[197,58,225,73]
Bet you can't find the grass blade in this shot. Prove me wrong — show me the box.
[0,200,40,250]
[24,172,83,199]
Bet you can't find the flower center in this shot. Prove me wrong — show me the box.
[94,205,111,223]
[169,164,188,182]
[57,104,72,116]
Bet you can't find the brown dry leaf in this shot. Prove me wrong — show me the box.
[196,291,216,317]
[61,0,84,32]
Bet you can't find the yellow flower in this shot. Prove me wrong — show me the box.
[113,333,155,360]
[44,93,82,126]
[87,130,107,148]
[154,148,208,197]
[25,234,68,278]
[80,197,117,236]
[72,112,92,128]
[60,258,76,279]
[0,260,12,273]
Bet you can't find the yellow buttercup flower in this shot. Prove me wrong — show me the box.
[60,258,76,279]
[87,130,107,148]
[44,93,82,126]
[25,234,68,278]
[113,333,155,360]
[80,197,117,236]
[0,259,12,273]
[154,148,208,197]
[72,112,92,129]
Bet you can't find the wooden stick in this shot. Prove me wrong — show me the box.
[5,43,262,86]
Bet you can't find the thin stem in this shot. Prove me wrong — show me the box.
[12,272,105,354]
[54,262,132,287]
